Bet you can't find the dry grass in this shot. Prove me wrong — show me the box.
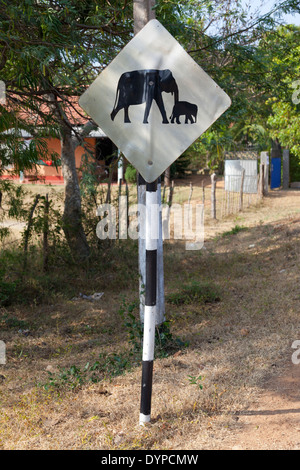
[0,184,300,450]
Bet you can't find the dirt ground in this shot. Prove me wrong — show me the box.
[1,181,300,450]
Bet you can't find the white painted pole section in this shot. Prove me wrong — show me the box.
[146,191,158,251]
[142,305,156,362]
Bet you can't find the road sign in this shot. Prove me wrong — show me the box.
[79,19,231,183]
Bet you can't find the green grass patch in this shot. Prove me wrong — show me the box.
[222,225,247,237]
[166,280,221,306]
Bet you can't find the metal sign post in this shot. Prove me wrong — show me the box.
[140,179,158,424]
[79,19,231,426]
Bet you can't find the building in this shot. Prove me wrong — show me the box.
[0,98,118,184]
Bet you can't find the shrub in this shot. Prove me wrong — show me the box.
[125,164,137,184]
[0,270,17,307]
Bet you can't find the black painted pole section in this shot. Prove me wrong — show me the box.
[140,179,158,425]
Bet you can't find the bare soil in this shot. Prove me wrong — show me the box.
[1,181,300,450]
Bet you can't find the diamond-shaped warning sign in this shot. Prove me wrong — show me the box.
[79,20,231,183]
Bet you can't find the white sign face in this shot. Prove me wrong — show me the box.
[79,20,231,183]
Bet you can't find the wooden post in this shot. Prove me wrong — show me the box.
[188,182,193,206]
[135,1,164,326]
[43,194,49,272]
[134,0,150,324]
[167,180,174,207]
[226,189,230,215]
[260,163,265,199]
[283,149,290,190]
[133,0,155,35]
[125,179,129,228]
[211,173,217,219]
[23,194,40,271]
[239,169,245,212]
[162,181,166,204]
[164,166,171,188]
[260,152,269,194]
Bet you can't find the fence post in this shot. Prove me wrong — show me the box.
[211,173,217,219]
[43,194,49,272]
[23,194,40,271]
[259,163,265,199]
[260,152,269,194]
[239,169,245,212]
[283,149,290,190]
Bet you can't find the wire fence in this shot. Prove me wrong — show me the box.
[219,174,260,219]
[171,172,262,225]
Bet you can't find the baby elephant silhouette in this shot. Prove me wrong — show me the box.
[170,101,198,124]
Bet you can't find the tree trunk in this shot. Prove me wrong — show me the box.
[164,166,171,187]
[60,125,90,261]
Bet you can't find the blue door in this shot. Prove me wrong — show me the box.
[271,157,281,189]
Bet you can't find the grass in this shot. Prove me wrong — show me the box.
[221,224,247,237]
[166,280,221,306]
[0,185,300,449]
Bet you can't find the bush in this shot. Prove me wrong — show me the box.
[290,152,300,183]
[125,164,137,184]
[0,271,17,307]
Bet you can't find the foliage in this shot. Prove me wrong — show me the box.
[0,181,27,242]
[222,224,247,237]
[124,164,137,184]
[268,100,300,157]
[188,374,204,390]
[0,313,29,329]
[0,270,17,307]
[0,0,133,258]
[289,152,300,183]
[170,152,191,178]
[118,296,188,359]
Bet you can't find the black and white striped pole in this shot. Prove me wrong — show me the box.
[140,179,158,425]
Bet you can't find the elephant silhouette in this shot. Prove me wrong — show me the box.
[170,101,198,124]
[111,69,179,124]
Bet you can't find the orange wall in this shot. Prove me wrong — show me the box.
[47,136,96,170]
[1,137,97,183]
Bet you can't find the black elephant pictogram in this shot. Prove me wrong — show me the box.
[170,101,198,124]
[111,69,179,124]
